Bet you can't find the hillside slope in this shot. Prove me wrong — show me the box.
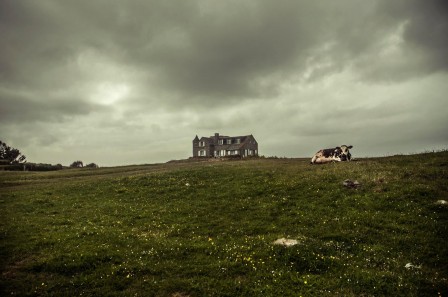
[1,152,447,296]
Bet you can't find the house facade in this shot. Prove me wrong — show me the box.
[193,133,258,158]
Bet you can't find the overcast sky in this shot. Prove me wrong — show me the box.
[1,0,447,166]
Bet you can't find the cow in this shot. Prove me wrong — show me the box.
[311,145,353,164]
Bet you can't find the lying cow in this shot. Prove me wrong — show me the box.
[311,145,353,164]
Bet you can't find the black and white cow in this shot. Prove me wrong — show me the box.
[311,145,353,164]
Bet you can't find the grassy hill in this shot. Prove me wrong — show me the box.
[1,152,447,296]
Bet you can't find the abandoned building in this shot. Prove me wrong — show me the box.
[192,133,258,158]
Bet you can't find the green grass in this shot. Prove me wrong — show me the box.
[1,152,447,296]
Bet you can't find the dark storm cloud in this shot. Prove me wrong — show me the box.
[125,0,445,96]
[2,0,447,104]
[348,0,448,82]
[146,1,317,99]
[0,89,105,123]
[382,0,448,68]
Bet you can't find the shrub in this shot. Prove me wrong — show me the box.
[70,161,83,168]
[85,163,99,168]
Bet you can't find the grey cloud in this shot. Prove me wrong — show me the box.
[132,0,447,99]
[384,0,448,62]
[401,1,448,73]
[358,0,448,82]
[146,2,315,97]
[2,0,447,105]
[0,89,105,124]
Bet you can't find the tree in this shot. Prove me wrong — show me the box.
[0,140,26,164]
[70,160,83,168]
[85,163,99,168]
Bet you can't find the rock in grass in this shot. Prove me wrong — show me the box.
[273,238,298,247]
[405,263,422,269]
[435,200,447,206]
[343,179,361,189]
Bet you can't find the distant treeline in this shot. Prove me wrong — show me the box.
[2,163,64,171]
[1,140,100,171]
[2,162,99,171]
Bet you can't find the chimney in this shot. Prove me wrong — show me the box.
[214,133,219,144]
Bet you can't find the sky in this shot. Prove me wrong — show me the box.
[1,0,447,166]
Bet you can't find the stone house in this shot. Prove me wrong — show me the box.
[192,133,258,158]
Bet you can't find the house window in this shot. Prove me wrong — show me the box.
[219,139,223,145]
[226,139,232,144]
[220,150,226,156]
[199,141,205,147]
[236,138,241,144]
[199,150,206,156]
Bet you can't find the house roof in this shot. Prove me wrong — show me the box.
[195,133,257,147]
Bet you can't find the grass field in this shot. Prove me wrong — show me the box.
[1,152,447,296]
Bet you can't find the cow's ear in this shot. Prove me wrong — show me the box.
[347,145,353,149]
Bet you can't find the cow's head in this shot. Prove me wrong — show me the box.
[338,145,353,161]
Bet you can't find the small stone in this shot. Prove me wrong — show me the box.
[405,263,422,269]
[343,179,361,188]
[273,238,298,247]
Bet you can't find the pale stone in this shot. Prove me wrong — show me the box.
[273,238,298,247]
